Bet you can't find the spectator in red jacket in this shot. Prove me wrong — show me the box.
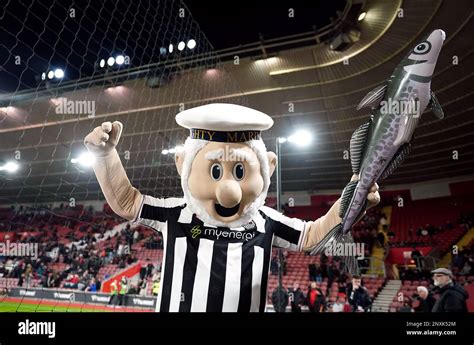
[306,282,325,312]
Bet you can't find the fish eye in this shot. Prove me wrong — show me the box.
[413,41,431,55]
[210,163,223,181]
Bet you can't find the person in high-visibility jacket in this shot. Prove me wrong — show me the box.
[152,280,160,296]
[108,279,119,306]
[118,277,128,306]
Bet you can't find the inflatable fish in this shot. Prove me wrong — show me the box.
[311,29,446,273]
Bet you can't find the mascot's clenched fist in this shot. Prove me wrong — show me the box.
[84,121,123,156]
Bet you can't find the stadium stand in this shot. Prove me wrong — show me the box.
[1,194,473,312]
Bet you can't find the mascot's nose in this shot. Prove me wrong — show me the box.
[216,180,242,208]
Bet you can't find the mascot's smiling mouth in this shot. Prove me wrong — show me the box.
[215,203,240,217]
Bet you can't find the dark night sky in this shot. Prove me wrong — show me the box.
[0,0,345,93]
[183,0,346,50]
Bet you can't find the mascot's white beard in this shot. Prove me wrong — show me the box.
[179,137,271,228]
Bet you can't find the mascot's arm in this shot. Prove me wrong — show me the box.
[84,121,142,221]
[301,176,380,251]
[301,199,342,251]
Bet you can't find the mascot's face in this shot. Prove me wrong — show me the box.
[176,141,276,225]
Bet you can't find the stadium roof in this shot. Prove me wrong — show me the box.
[0,0,473,203]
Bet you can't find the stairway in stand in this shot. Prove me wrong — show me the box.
[371,280,401,312]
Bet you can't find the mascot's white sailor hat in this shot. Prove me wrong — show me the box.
[176,103,273,143]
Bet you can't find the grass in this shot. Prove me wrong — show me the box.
[0,301,111,312]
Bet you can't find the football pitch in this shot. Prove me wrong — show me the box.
[0,298,152,312]
[0,301,110,312]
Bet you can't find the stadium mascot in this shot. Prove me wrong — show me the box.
[84,103,379,312]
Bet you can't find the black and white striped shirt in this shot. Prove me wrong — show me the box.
[136,195,307,312]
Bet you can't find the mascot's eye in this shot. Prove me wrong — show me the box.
[233,162,245,180]
[210,163,223,181]
[413,41,431,54]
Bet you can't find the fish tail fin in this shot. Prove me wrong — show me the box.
[309,223,342,256]
[340,232,359,275]
[309,223,360,276]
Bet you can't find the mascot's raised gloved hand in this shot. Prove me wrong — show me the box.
[303,175,380,251]
[350,174,381,210]
[84,121,123,157]
[303,174,381,273]
[83,120,142,221]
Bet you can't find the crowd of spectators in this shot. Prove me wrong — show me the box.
[0,204,163,294]
[272,274,373,313]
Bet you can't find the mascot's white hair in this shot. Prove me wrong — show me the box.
[178,137,271,228]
